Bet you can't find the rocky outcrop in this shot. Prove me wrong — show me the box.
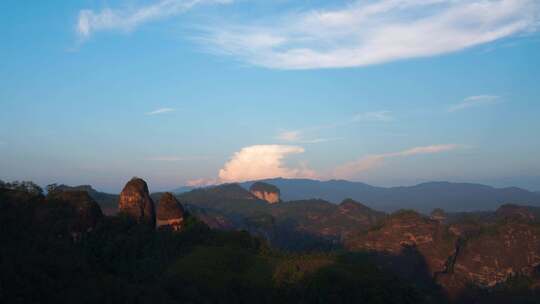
[346,208,540,298]
[345,210,457,277]
[250,182,280,204]
[118,177,156,226]
[438,222,540,292]
[430,208,447,222]
[156,193,185,231]
[496,204,536,221]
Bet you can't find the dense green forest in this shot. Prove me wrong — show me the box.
[2,181,539,304]
[0,186,422,304]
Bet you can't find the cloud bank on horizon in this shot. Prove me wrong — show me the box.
[77,0,540,69]
[218,145,318,183]
[189,143,461,185]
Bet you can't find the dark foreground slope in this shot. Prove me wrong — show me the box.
[0,187,422,304]
[2,180,540,304]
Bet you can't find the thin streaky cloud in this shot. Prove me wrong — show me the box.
[146,156,209,161]
[276,130,302,142]
[275,130,341,144]
[77,0,233,39]
[449,95,502,112]
[276,111,392,143]
[334,144,461,179]
[145,108,176,115]
[353,111,394,122]
[298,137,343,144]
[202,0,540,69]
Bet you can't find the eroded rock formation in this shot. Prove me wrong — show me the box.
[345,210,456,277]
[156,192,185,231]
[496,204,536,221]
[430,208,447,222]
[250,182,280,204]
[346,209,540,297]
[118,177,156,226]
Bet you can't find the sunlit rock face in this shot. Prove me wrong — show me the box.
[250,182,280,204]
[118,177,156,226]
[156,192,185,231]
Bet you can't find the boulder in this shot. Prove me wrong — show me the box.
[156,192,185,231]
[118,177,156,226]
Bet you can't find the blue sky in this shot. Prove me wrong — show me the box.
[1,0,539,193]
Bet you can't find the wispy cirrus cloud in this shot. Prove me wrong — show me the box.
[353,111,394,122]
[146,156,208,161]
[449,95,502,112]
[218,145,318,183]
[276,130,302,142]
[276,111,392,143]
[77,0,233,39]
[202,0,540,69]
[275,130,342,145]
[333,144,461,179]
[145,108,176,115]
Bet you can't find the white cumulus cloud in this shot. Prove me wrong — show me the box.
[202,0,540,69]
[218,145,318,183]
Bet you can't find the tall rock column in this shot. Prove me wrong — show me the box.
[118,177,156,226]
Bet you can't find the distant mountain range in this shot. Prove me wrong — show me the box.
[244,178,540,212]
[174,178,540,213]
[58,179,540,214]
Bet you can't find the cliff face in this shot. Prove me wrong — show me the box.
[345,210,457,277]
[156,193,185,231]
[496,204,536,221]
[250,182,280,204]
[346,209,540,297]
[118,177,156,226]
[439,222,540,291]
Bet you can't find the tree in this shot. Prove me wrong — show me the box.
[2,180,43,195]
[46,183,59,195]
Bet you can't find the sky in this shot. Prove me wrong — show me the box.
[1,0,540,193]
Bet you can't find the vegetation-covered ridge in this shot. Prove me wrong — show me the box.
[1,179,540,303]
